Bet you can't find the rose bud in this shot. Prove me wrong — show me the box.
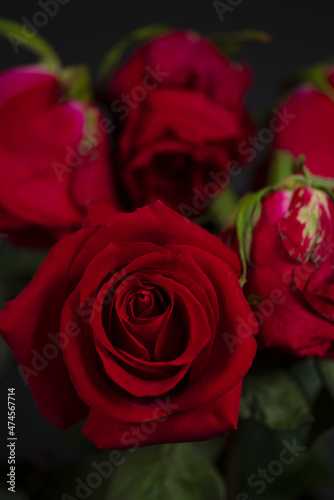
[264,65,334,182]
[222,168,334,358]
[0,64,115,247]
[106,30,253,217]
[0,201,257,448]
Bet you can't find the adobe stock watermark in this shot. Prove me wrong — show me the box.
[7,0,71,54]
[281,233,334,292]
[213,0,244,22]
[52,64,169,183]
[61,397,179,500]
[77,269,137,325]
[222,235,334,353]
[236,439,306,499]
[17,320,81,385]
[17,269,136,385]
[179,160,243,220]
[110,65,169,120]
[61,450,125,500]
[178,106,296,221]
[238,107,296,163]
[119,396,179,451]
[52,113,115,183]
[222,288,286,354]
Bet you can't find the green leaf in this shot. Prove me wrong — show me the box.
[240,370,313,431]
[307,387,334,446]
[106,443,225,500]
[290,358,322,405]
[59,65,93,102]
[307,388,334,446]
[99,25,170,80]
[193,437,228,462]
[0,18,61,70]
[209,29,272,57]
[239,419,308,498]
[239,418,332,500]
[260,432,332,500]
[316,358,334,399]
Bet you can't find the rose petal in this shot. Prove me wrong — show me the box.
[82,381,242,449]
[0,229,93,427]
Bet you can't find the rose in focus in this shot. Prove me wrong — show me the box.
[0,64,115,247]
[107,30,253,215]
[0,202,257,449]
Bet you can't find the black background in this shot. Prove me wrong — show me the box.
[1,0,334,112]
[0,0,334,496]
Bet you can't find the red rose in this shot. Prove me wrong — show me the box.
[0,202,257,448]
[224,182,334,358]
[107,30,253,216]
[0,65,115,247]
[272,71,334,178]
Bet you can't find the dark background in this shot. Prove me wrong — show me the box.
[0,0,334,497]
[1,0,334,112]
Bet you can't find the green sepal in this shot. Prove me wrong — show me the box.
[231,186,271,286]
[275,161,334,203]
[59,66,97,156]
[246,293,263,306]
[302,61,334,101]
[76,106,100,157]
[230,155,334,287]
[209,29,272,58]
[59,65,93,103]
[98,25,171,80]
[0,17,61,71]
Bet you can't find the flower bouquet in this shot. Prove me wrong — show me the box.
[0,18,333,500]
